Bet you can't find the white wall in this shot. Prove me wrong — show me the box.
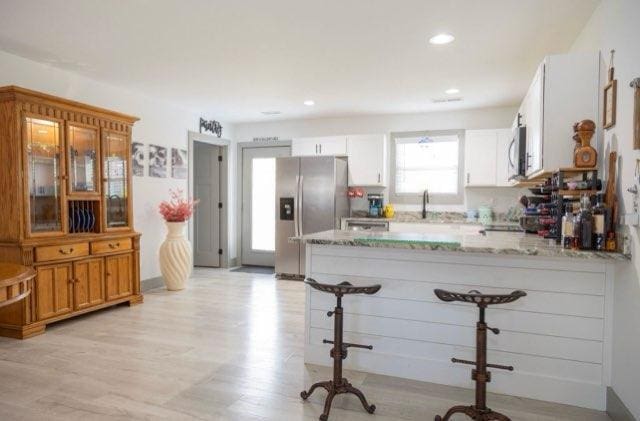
[571,0,640,418]
[234,106,524,213]
[0,50,234,280]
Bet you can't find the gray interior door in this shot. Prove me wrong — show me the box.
[193,142,221,267]
[242,146,290,266]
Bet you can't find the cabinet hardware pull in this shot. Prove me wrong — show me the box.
[378,173,381,183]
[319,144,322,154]
[59,248,74,255]
[467,173,470,184]
[108,243,120,249]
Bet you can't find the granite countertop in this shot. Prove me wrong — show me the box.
[301,229,630,261]
[344,211,518,225]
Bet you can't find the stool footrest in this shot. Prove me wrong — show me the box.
[451,357,514,371]
[323,339,373,350]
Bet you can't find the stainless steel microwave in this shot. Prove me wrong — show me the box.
[508,115,527,181]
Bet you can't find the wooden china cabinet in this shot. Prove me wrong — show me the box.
[0,86,142,339]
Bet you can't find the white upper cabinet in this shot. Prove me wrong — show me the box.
[521,63,544,176]
[346,134,387,186]
[465,129,512,187]
[464,130,498,186]
[517,52,599,178]
[291,136,347,156]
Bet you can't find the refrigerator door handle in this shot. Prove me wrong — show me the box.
[298,175,304,236]
[294,175,300,238]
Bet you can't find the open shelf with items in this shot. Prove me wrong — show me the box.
[0,86,142,339]
[551,168,600,244]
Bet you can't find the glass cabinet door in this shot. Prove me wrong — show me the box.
[25,117,64,234]
[67,124,99,195]
[103,131,130,229]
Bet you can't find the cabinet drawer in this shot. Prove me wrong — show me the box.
[91,238,132,254]
[35,243,89,262]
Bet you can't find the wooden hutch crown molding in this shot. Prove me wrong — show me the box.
[0,86,143,339]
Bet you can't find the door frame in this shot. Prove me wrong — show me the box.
[236,140,291,266]
[188,130,230,268]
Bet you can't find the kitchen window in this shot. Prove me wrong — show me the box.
[390,130,464,205]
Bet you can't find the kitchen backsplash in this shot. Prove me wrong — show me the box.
[349,186,528,214]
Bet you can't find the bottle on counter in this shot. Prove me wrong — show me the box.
[561,203,574,249]
[592,194,607,251]
[606,232,617,252]
[574,194,594,250]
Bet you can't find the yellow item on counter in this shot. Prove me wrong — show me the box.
[382,204,395,218]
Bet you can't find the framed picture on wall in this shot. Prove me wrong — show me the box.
[171,148,188,179]
[148,144,167,178]
[131,142,145,176]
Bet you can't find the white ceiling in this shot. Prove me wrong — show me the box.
[0,0,598,123]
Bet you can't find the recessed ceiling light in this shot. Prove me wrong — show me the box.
[303,100,315,106]
[261,110,282,115]
[429,33,455,45]
[445,88,460,94]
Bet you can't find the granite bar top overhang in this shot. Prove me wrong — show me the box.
[300,230,630,261]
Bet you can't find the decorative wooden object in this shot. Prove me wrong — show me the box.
[631,78,640,150]
[433,288,527,421]
[0,263,35,309]
[300,279,380,421]
[573,119,598,168]
[603,50,617,130]
[0,86,142,339]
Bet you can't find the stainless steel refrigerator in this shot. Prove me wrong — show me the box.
[275,156,349,278]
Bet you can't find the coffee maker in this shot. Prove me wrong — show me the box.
[367,194,383,217]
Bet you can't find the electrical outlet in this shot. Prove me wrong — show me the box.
[622,212,640,226]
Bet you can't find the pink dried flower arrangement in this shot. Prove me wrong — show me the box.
[158,189,199,222]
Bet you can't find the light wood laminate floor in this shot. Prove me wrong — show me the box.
[0,268,610,421]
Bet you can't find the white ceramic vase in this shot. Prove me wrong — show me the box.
[159,221,192,291]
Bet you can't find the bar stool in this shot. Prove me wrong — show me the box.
[300,278,381,421]
[433,288,527,421]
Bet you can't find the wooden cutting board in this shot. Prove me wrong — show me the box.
[604,151,617,227]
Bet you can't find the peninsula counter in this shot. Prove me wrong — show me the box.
[301,230,628,410]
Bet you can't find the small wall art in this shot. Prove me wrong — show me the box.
[172,148,188,179]
[148,144,167,178]
[131,142,145,176]
[603,49,617,130]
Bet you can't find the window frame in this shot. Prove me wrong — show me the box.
[389,129,465,205]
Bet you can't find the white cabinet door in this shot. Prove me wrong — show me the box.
[523,63,544,176]
[464,130,497,186]
[317,136,347,156]
[346,134,387,186]
[291,136,347,156]
[291,138,319,156]
[496,128,513,186]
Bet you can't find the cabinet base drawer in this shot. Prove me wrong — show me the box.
[91,238,132,254]
[35,243,89,262]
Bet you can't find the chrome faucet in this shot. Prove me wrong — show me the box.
[422,189,429,219]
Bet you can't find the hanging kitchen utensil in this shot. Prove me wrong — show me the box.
[631,77,640,149]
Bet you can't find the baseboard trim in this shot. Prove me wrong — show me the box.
[141,276,165,292]
[607,387,637,421]
[228,257,238,268]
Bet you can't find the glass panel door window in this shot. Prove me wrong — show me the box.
[25,117,63,233]
[251,157,276,251]
[395,134,460,194]
[103,132,129,229]
[67,125,99,195]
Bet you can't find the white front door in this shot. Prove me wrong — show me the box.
[241,146,290,266]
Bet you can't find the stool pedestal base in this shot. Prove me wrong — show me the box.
[301,379,375,421]
[435,405,510,421]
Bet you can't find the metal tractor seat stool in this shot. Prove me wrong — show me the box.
[433,288,527,421]
[300,278,381,421]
